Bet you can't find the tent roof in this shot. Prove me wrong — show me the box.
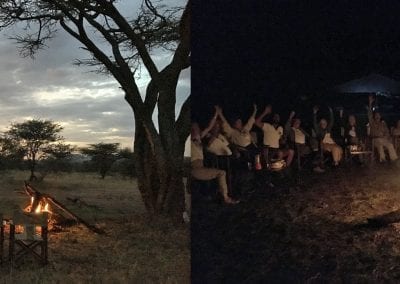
[334,73,400,94]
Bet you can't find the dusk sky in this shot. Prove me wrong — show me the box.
[192,0,400,123]
[0,0,190,154]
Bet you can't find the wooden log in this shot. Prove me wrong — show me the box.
[24,182,105,235]
[366,210,400,228]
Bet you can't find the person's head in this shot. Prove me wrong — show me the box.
[191,123,201,140]
[272,113,280,124]
[373,112,381,122]
[233,118,243,130]
[319,118,328,130]
[292,118,301,129]
[348,115,356,126]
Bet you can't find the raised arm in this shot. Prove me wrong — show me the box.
[243,104,257,132]
[201,107,218,138]
[312,105,319,133]
[327,106,334,130]
[255,105,272,129]
[215,105,233,136]
[285,111,295,135]
[367,95,374,123]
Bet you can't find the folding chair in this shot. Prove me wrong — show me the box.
[9,211,48,266]
[393,135,400,156]
[0,213,4,265]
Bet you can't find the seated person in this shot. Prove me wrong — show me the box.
[313,105,343,166]
[391,119,400,137]
[391,119,400,154]
[216,104,259,160]
[344,114,366,147]
[205,119,232,156]
[285,111,310,156]
[191,110,239,205]
[255,105,294,167]
[285,111,324,172]
[368,95,398,163]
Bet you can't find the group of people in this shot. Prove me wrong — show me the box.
[191,95,400,204]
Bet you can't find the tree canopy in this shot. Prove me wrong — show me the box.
[4,119,65,180]
[0,0,191,219]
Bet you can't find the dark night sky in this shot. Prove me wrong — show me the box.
[192,0,400,123]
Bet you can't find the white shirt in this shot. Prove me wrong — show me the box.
[322,133,335,144]
[349,127,356,137]
[207,134,232,156]
[293,128,306,144]
[262,123,283,149]
[222,117,254,147]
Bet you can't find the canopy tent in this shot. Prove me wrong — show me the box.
[334,73,400,96]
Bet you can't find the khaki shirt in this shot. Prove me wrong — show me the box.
[222,117,254,147]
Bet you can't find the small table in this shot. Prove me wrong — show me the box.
[346,149,374,165]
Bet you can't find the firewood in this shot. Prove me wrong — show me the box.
[23,182,105,235]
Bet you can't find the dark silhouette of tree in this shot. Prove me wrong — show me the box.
[42,142,76,173]
[80,142,120,179]
[0,136,26,170]
[0,0,190,219]
[4,119,64,180]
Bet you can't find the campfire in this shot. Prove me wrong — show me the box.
[26,197,52,214]
[20,182,105,234]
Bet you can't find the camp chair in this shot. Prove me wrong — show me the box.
[295,143,313,170]
[0,213,4,265]
[393,135,400,156]
[9,211,48,266]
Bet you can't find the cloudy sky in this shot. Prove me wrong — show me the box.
[0,0,190,155]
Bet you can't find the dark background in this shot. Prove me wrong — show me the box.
[192,0,400,126]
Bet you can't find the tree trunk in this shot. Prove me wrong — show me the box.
[133,121,185,220]
[29,157,37,181]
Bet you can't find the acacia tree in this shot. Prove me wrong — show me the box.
[4,119,64,180]
[0,0,190,219]
[80,142,120,179]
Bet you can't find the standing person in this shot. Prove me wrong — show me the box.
[255,105,294,167]
[313,105,343,166]
[367,95,398,163]
[191,108,239,205]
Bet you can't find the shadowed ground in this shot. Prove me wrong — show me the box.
[192,164,400,283]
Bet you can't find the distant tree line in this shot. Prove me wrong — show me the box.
[0,119,137,180]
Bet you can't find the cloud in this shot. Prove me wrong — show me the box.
[0,1,190,156]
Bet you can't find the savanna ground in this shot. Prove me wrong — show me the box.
[0,171,189,283]
[192,163,400,283]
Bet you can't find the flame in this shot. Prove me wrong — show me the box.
[34,201,52,214]
[26,196,52,214]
